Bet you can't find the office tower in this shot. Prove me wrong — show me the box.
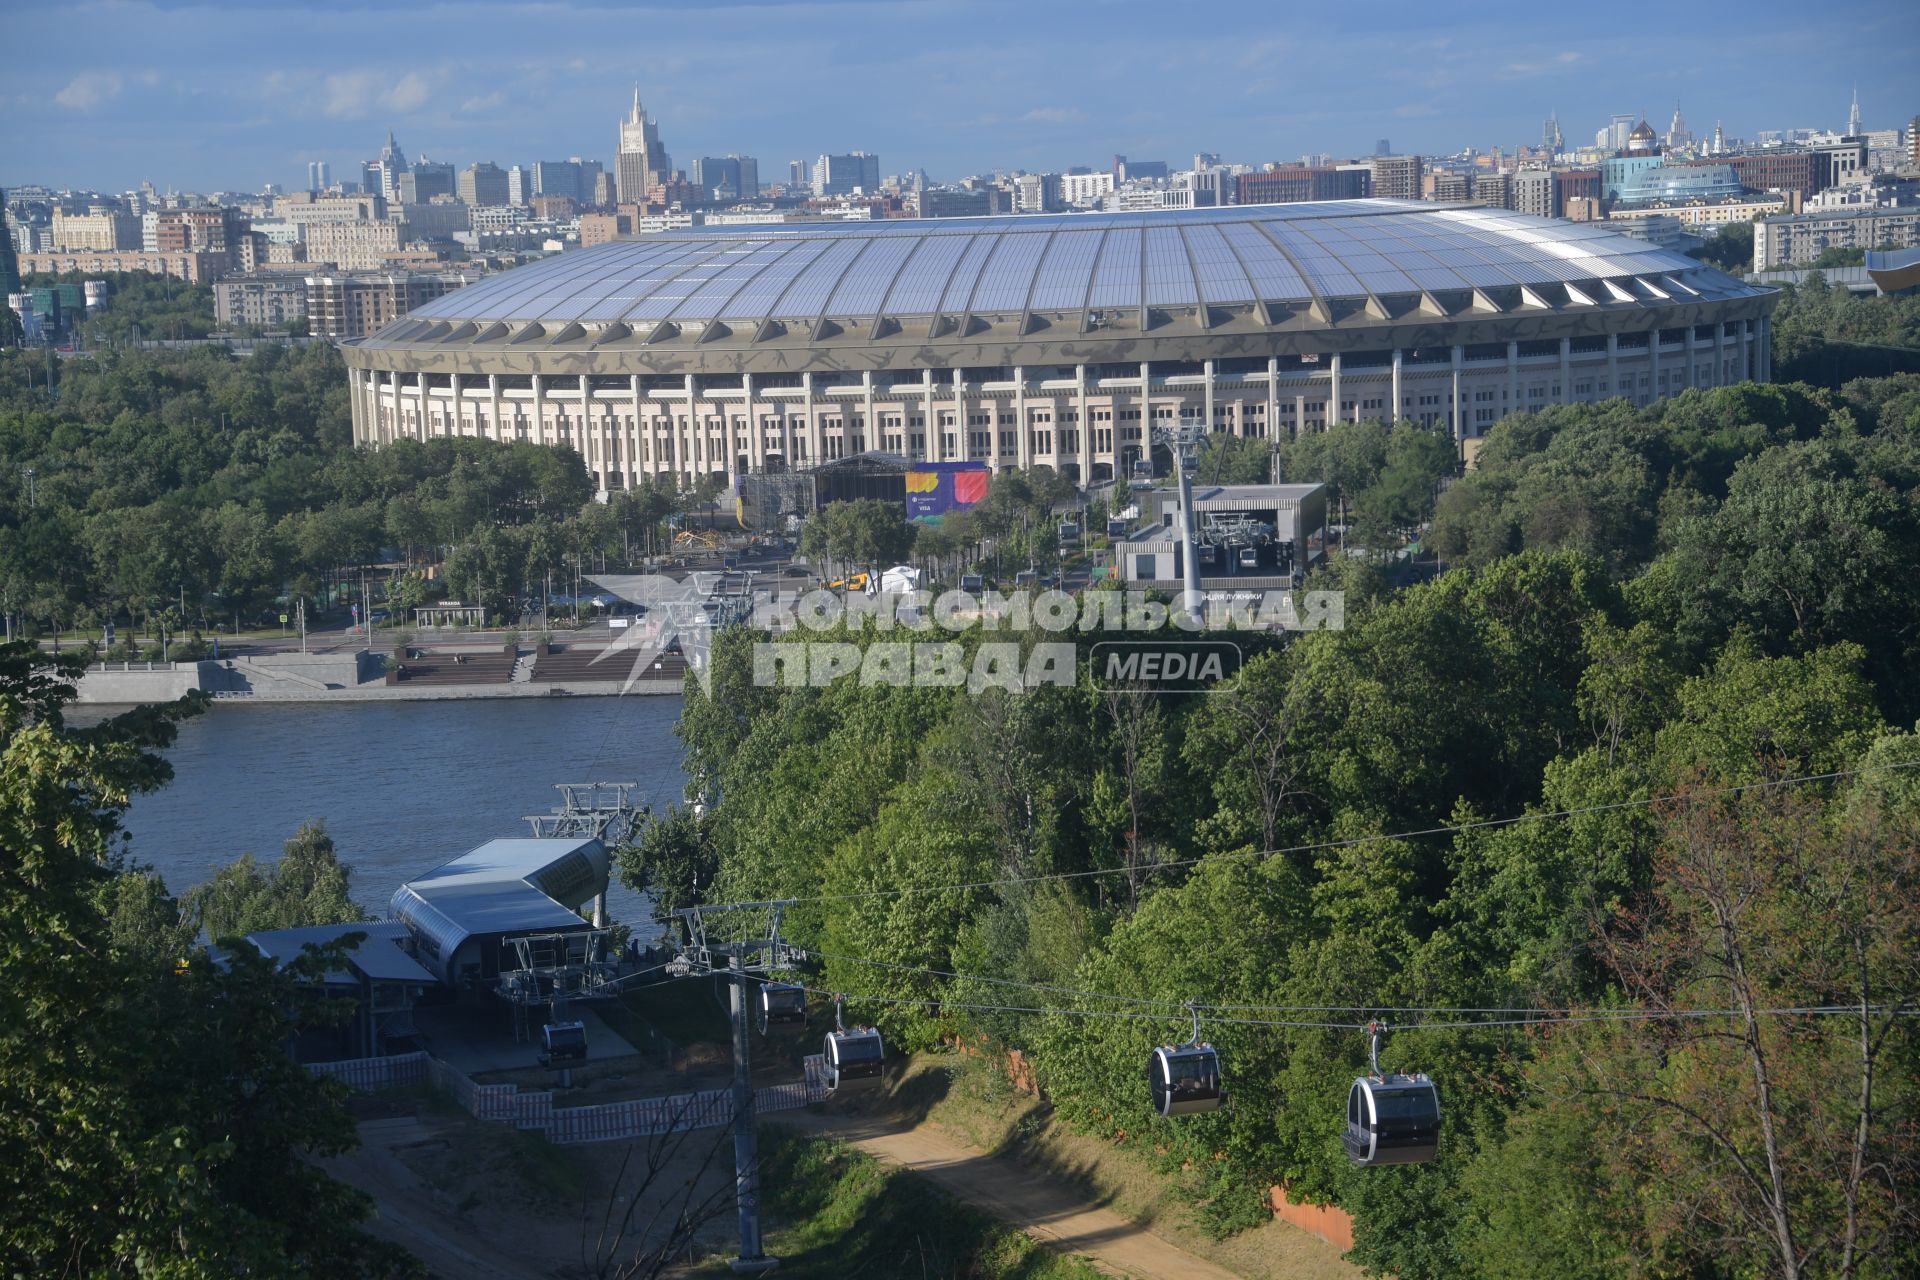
[617,86,670,204]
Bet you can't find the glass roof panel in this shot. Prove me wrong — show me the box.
[772,236,878,317]
[1026,229,1105,311]
[570,244,716,320]
[822,234,923,317]
[1087,225,1143,309]
[1218,222,1309,300]
[716,237,836,319]
[667,240,803,321]
[1183,223,1257,304]
[938,233,1003,313]
[1143,226,1197,306]
[880,233,973,315]
[1263,223,1364,298]
[614,245,744,321]
[489,244,651,320]
[967,230,1053,312]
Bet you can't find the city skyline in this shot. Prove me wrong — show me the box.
[6,0,1915,193]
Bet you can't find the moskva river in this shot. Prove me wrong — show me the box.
[88,696,687,926]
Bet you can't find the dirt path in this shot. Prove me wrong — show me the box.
[322,1116,560,1280]
[778,1108,1241,1280]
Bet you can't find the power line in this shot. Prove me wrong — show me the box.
[722,757,1920,909]
[689,961,1917,1036]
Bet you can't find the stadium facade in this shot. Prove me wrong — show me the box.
[344,200,1777,491]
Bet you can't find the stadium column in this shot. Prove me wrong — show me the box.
[349,367,366,444]
[1558,337,1571,403]
[1265,357,1280,442]
[414,369,430,441]
[1390,349,1402,423]
[1649,328,1662,398]
[1758,314,1771,381]
[1329,353,1342,426]
[1683,325,1697,390]
[449,373,462,438]
[862,371,875,459]
[1450,345,1463,443]
[1506,341,1519,417]
[684,374,698,481]
[1015,367,1031,470]
[743,375,759,472]
[1719,322,1733,386]
[641,379,656,485]
[1605,333,1619,401]
[1203,359,1215,433]
[533,374,547,448]
[490,374,503,445]
[803,372,822,468]
[952,368,966,463]
[1077,364,1092,480]
[580,375,598,490]
[921,369,935,460]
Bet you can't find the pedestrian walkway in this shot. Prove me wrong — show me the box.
[776,1108,1241,1280]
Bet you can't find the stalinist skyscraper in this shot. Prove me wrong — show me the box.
[617,86,670,204]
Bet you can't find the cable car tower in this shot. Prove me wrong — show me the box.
[523,781,650,850]
[1151,419,1209,627]
[670,900,806,1275]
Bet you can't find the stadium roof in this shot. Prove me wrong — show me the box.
[399,200,1719,333]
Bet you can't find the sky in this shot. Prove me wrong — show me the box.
[4,0,1916,194]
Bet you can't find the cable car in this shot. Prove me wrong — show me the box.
[540,1020,588,1067]
[1147,1004,1226,1117]
[758,980,807,1035]
[823,996,885,1092]
[1343,1024,1440,1166]
[1237,545,1260,570]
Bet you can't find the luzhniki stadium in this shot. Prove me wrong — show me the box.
[344,199,1777,490]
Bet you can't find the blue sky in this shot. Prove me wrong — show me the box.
[6,0,1915,193]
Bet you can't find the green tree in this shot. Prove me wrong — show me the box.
[182,819,366,940]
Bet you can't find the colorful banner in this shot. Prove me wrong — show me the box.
[905,462,991,524]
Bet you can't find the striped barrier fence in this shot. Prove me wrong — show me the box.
[309,1051,831,1147]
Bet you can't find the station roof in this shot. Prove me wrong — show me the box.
[391,837,611,982]
[244,920,438,986]
[383,200,1733,337]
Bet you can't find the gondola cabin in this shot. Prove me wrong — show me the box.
[759,982,807,1034]
[1343,1073,1440,1166]
[822,1025,885,1091]
[540,1020,588,1067]
[1149,1043,1225,1117]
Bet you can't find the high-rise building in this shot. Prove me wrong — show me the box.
[532,158,603,204]
[1014,172,1061,212]
[1848,87,1862,138]
[53,210,142,251]
[1375,138,1392,157]
[1665,105,1690,150]
[1237,166,1369,205]
[373,131,408,204]
[616,86,670,204]
[458,161,510,207]
[1476,172,1514,210]
[1542,114,1564,158]
[692,155,758,201]
[507,165,529,205]
[1512,168,1558,218]
[0,188,20,329]
[306,160,332,192]
[1370,154,1423,200]
[788,160,809,190]
[398,160,456,204]
[813,152,879,196]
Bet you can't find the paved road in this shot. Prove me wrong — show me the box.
[779,1108,1241,1280]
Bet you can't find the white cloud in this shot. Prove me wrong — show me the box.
[462,90,507,114]
[55,72,123,111]
[387,71,430,113]
[322,69,434,120]
[1022,106,1085,125]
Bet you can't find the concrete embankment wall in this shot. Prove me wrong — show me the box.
[74,652,680,704]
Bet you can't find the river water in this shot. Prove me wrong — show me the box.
[89,696,687,925]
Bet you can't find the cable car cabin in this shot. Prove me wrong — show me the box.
[1237,546,1260,570]
[540,1020,588,1067]
[822,1026,885,1091]
[1148,1044,1225,1117]
[759,982,807,1034]
[1343,1074,1441,1166]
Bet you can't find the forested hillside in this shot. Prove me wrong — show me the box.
[647,372,1920,1279]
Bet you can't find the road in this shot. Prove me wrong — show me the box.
[778,1108,1242,1280]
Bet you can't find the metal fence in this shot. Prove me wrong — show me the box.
[309,1049,827,1146]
